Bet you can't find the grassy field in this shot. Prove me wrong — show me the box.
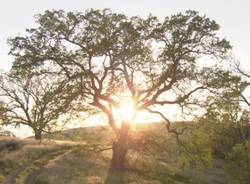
[0,124,228,184]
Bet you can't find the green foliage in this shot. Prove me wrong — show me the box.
[198,98,250,158]
[179,131,213,170]
[8,9,233,108]
[225,140,250,184]
[199,67,246,97]
[0,175,5,183]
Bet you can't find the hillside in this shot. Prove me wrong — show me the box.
[0,124,228,184]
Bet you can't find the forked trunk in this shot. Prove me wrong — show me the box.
[110,123,130,172]
[34,129,42,140]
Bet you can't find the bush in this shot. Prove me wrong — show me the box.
[225,140,250,184]
[0,139,23,151]
[178,131,213,170]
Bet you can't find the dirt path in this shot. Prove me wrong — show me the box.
[2,147,72,184]
[25,149,76,184]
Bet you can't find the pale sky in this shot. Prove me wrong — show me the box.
[0,0,250,137]
[0,0,250,71]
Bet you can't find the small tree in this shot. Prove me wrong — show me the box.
[8,9,235,171]
[0,73,77,139]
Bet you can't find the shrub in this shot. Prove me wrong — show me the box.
[225,140,250,184]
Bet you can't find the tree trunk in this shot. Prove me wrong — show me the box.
[110,123,130,172]
[34,129,42,140]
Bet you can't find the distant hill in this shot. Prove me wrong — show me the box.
[43,121,192,141]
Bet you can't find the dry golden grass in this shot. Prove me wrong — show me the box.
[0,124,228,184]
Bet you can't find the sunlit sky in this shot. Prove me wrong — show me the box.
[0,0,250,137]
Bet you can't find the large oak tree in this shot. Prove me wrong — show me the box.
[8,9,236,171]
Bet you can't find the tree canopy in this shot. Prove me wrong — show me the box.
[9,9,235,127]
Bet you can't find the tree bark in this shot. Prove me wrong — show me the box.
[34,129,42,140]
[110,123,130,172]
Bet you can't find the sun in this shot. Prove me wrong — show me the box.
[113,99,137,124]
[112,98,181,128]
